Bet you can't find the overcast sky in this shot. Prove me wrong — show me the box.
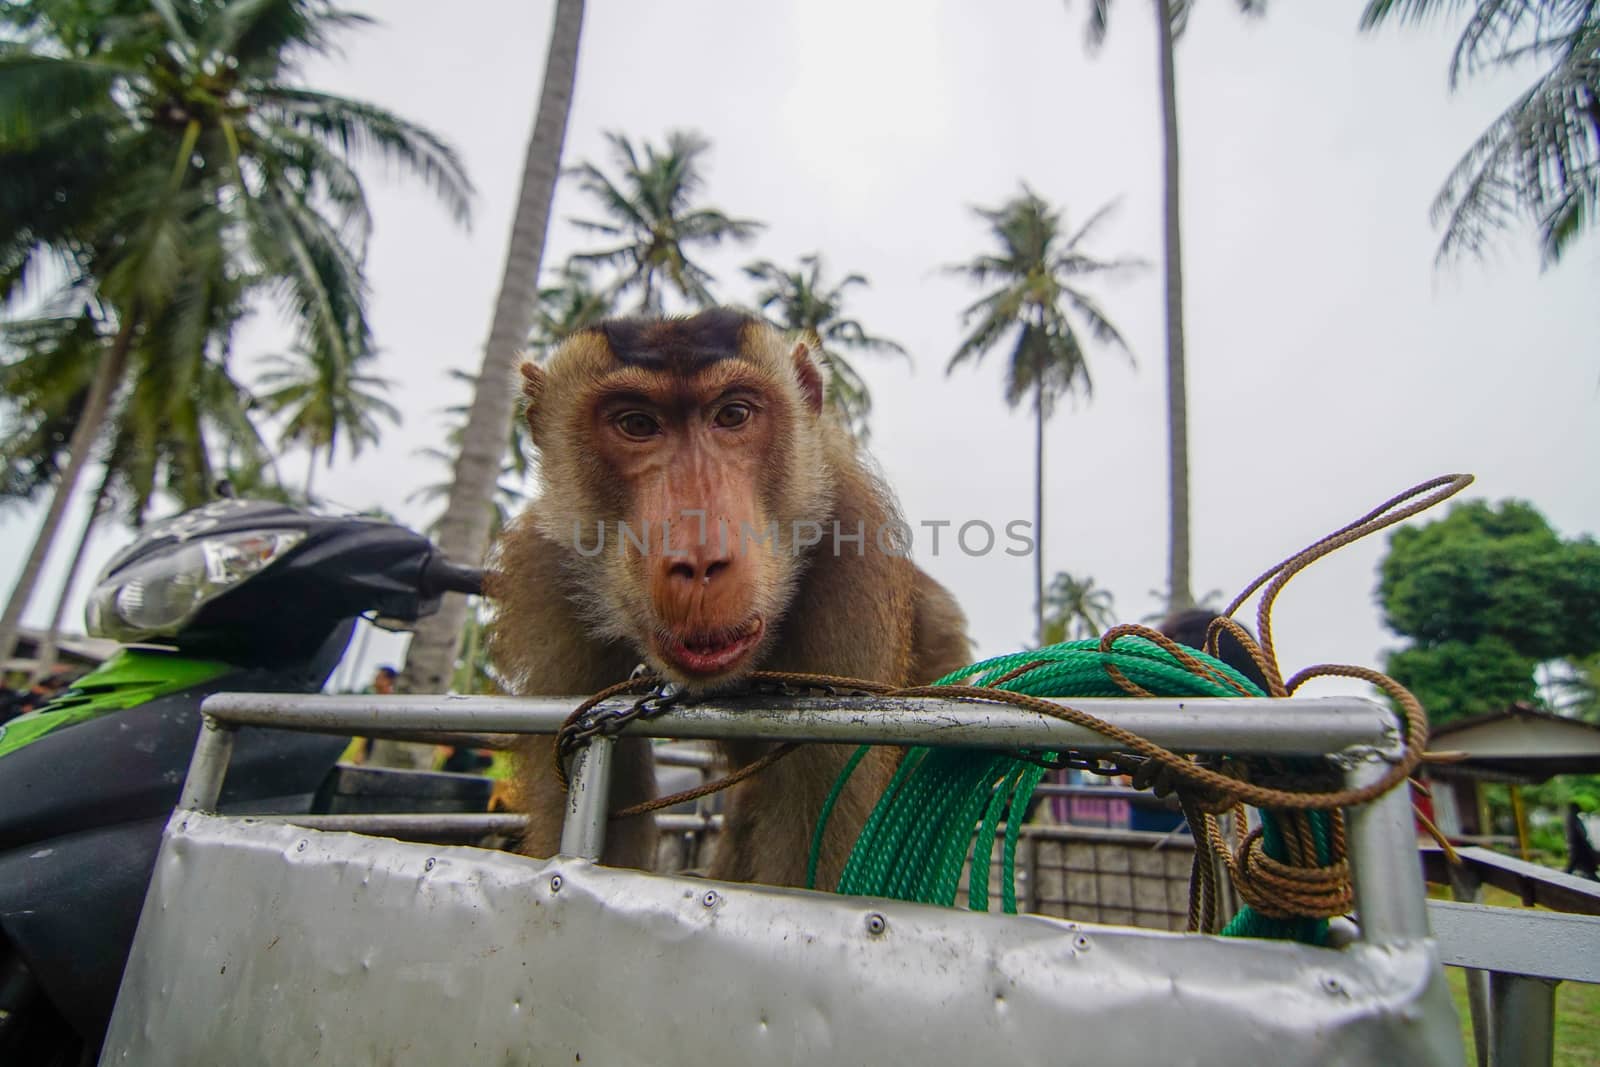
[3,0,1596,695]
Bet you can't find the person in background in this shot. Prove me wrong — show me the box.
[369,665,397,696]
[1566,802,1599,881]
[363,665,442,770]
[340,666,400,765]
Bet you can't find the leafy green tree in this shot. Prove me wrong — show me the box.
[946,186,1139,645]
[0,0,472,666]
[1041,570,1116,644]
[1378,499,1600,722]
[569,130,763,313]
[1072,0,1266,612]
[256,345,400,499]
[1360,0,1600,264]
[744,254,907,440]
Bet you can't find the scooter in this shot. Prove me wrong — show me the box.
[0,494,483,1064]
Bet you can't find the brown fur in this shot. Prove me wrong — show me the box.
[488,310,972,889]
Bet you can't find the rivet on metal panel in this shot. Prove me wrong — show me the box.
[702,890,720,908]
[296,839,307,852]
[550,874,563,893]
[1321,976,1348,998]
[1074,935,1091,951]
[865,913,887,936]
[425,857,436,871]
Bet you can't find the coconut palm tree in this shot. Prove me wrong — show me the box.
[4,293,273,678]
[0,0,473,666]
[256,345,399,500]
[1040,571,1117,644]
[410,371,531,541]
[1,310,102,504]
[744,254,907,441]
[1073,0,1267,613]
[946,186,1139,645]
[411,264,611,671]
[28,351,272,680]
[397,0,584,698]
[529,261,616,359]
[569,130,764,313]
[419,264,612,524]
[1360,0,1599,264]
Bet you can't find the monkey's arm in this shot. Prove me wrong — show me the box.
[488,510,659,871]
[908,566,975,685]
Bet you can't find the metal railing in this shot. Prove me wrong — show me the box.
[1416,845,1600,1066]
[186,691,1424,948]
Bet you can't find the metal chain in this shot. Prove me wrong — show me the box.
[552,672,686,786]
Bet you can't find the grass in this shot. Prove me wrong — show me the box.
[1429,884,1600,1066]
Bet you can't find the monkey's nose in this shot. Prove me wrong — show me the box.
[665,554,734,586]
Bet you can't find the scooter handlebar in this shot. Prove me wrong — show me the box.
[420,555,485,598]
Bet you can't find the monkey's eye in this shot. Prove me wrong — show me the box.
[614,411,661,440]
[713,402,752,429]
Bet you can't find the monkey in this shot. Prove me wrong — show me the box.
[487,308,973,890]
[1155,609,1272,693]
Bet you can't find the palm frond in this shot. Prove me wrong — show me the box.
[256,87,474,225]
[248,181,372,373]
[205,0,373,76]
[0,51,131,143]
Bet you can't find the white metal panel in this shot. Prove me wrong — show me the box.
[102,814,1463,1066]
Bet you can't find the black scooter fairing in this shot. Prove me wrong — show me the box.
[0,622,355,1044]
[0,622,355,852]
[0,815,170,1044]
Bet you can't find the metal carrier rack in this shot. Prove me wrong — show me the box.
[100,691,1488,1065]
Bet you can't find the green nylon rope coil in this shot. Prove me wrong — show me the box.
[805,636,1334,945]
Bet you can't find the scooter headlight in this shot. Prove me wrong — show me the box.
[86,529,305,642]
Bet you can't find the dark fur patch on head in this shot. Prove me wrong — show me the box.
[591,309,756,372]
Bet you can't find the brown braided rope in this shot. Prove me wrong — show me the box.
[611,743,801,820]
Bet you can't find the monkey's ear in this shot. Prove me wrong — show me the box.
[520,360,546,432]
[790,341,824,417]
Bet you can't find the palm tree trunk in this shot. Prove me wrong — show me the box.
[304,447,317,501]
[1033,366,1046,648]
[1156,0,1194,612]
[398,0,585,696]
[0,311,138,668]
[30,466,113,683]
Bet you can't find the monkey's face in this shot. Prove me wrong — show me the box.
[522,312,834,689]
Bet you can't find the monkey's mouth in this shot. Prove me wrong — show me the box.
[657,618,765,678]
